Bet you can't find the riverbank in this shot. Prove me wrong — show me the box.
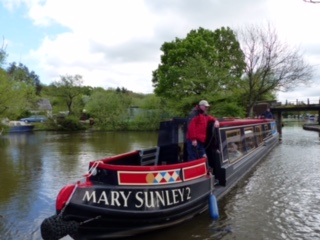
[303,123,320,132]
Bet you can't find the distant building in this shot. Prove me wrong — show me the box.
[30,99,53,117]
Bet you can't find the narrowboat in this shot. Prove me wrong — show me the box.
[40,117,279,240]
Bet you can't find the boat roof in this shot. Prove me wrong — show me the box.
[219,118,274,127]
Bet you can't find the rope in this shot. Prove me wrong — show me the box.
[86,160,103,177]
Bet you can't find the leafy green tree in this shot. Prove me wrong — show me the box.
[237,23,313,116]
[0,50,36,119]
[6,62,42,95]
[129,94,170,130]
[47,74,85,115]
[85,89,132,130]
[139,94,161,109]
[0,71,37,119]
[152,27,246,115]
[116,86,131,94]
[213,102,245,118]
[0,48,7,67]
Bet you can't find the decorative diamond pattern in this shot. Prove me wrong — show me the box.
[153,170,181,184]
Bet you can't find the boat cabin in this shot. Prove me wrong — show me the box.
[88,117,277,187]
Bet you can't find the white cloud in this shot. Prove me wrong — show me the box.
[2,0,320,97]
[24,0,163,92]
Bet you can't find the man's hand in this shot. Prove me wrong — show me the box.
[192,140,197,146]
[214,120,220,128]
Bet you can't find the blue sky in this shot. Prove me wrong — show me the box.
[1,0,320,104]
[0,6,67,54]
[0,2,69,82]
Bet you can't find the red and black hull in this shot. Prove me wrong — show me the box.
[64,177,212,239]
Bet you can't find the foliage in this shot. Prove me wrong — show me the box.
[128,95,164,129]
[138,94,160,109]
[129,110,163,131]
[237,23,313,116]
[130,93,148,107]
[6,62,42,95]
[0,47,7,66]
[115,87,131,94]
[85,89,132,130]
[152,27,246,114]
[47,74,85,116]
[54,115,87,131]
[0,68,37,119]
[212,102,246,118]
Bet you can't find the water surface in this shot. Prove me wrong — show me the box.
[1,122,320,240]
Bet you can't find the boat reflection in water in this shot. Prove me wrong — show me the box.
[40,117,279,240]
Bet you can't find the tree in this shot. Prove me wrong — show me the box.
[0,69,36,119]
[0,50,6,67]
[85,89,132,129]
[0,49,36,119]
[237,23,313,116]
[48,74,84,115]
[7,62,42,95]
[0,39,7,67]
[152,27,246,115]
[139,94,162,110]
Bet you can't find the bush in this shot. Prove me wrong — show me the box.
[56,116,87,131]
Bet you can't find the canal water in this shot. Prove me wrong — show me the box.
[1,121,320,240]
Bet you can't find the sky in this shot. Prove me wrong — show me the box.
[0,0,320,104]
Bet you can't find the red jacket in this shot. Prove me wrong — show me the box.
[186,106,216,143]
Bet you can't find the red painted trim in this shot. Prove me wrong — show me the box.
[183,163,207,181]
[92,158,207,171]
[56,184,76,211]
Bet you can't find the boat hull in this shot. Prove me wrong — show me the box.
[9,125,34,133]
[44,175,213,239]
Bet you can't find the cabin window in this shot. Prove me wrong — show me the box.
[225,129,244,163]
[220,130,228,162]
[255,125,264,145]
[244,127,256,151]
[262,123,272,139]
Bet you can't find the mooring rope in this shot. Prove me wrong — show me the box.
[86,160,103,177]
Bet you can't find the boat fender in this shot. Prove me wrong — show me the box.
[40,215,79,240]
[209,194,219,220]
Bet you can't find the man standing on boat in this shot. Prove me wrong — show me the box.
[262,108,273,119]
[186,100,220,161]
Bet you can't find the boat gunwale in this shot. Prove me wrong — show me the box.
[90,156,208,172]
